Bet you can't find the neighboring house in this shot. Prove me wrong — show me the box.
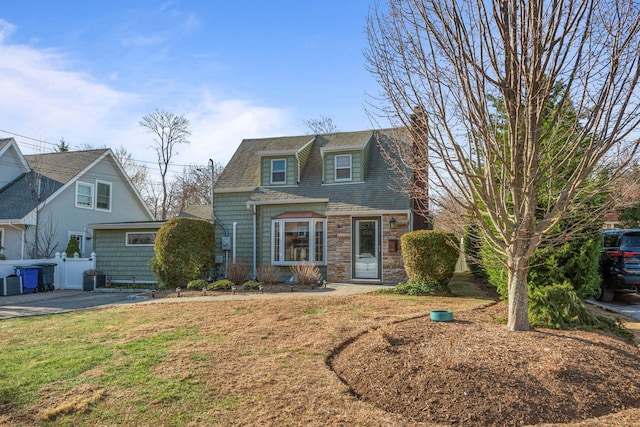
[85,221,164,284]
[0,138,155,260]
[603,210,622,230]
[212,128,427,285]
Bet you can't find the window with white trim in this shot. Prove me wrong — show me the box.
[68,232,85,256]
[335,154,352,181]
[0,228,4,256]
[271,159,286,184]
[76,182,94,208]
[96,181,111,211]
[272,219,326,265]
[126,232,157,246]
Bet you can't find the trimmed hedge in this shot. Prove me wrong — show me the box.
[401,230,458,293]
[151,217,216,288]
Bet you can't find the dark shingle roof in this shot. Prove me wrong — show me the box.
[24,149,107,185]
[0,149,108,220]
[217,135,315,189]
[179,205,213,220]
[217,129,411,213]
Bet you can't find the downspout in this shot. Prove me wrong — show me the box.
[247,202,257,279]
[232,222,237,264]
[7,222,25,260]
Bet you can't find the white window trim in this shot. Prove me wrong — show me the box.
[125,232,157,247]
[75,181,94,209]
[96,180,112,212]
[334,154,352,182]
[271,219,327,266]
[271,159,287,184]
[0,227,4,254]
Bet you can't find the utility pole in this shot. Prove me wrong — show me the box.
[209,158,215,216]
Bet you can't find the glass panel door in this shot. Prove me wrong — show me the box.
[354,219,380,279]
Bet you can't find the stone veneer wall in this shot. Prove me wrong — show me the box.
[382,214,409,284]
[326,214,409,284]
[326,215,352,282]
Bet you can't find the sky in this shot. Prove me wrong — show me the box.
[0,0,386,180]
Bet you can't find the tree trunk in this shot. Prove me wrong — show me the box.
[506,253,530,331]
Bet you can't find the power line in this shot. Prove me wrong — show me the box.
[0,128,213,171]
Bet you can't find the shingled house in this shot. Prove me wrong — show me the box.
[212,128,426,285]
[0,138,154,260]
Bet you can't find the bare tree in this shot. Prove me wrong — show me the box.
[366,0,640,331]
[23,169,59,258]
[139,109,191,220]
[304,115,338,134]
[165,161,225,218]
[113,146,150,192]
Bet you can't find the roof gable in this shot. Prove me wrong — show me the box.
[0,148,154,221]
[0,138,31,189]
[216,128,411,213]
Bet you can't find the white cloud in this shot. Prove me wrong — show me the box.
[180,94,298,166]
[0,19,16,42]
[0,41,140,152]
[0,25,298,178]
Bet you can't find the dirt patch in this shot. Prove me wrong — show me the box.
[330,302,640,426]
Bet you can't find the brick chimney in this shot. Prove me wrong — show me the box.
[410,106,431,230]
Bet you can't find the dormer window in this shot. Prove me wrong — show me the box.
[335,154,352,181]
[271,159,286,184]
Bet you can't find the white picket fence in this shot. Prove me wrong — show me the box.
[0,252,97,291]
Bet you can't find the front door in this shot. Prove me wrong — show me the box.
[353,218,380,280]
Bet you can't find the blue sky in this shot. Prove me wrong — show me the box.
[0,0,384,175]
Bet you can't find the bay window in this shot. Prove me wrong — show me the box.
[272,217,326,265]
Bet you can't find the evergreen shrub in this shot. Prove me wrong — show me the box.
[151,217,215,288]
[187,279,208,290]
[400,230,458,294]
[207,279,234,290]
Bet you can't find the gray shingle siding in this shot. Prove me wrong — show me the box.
[94,229,157,282]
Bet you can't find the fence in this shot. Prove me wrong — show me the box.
[0,252,97,290]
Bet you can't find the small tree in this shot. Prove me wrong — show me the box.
[366,0,640,330]
[64,237,81,257]
[151,217,215,288]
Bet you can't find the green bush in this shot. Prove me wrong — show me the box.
[401,230,458,293]
[64,237,82,257]
[528,284,632,339]
[187,279,209,290]
[528,284,595,329]
[481,236,601,301]
[207,279,234,290]
[243,280,262,291]
[392,281,445,296]
[151,217,216,288]
[463,223,486,280]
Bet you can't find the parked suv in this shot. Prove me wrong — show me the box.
[598,229,640,302]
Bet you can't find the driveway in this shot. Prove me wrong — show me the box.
[589,292,640,321]
[0,290,143,320]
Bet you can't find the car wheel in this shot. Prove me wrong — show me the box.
[596,283,615,302]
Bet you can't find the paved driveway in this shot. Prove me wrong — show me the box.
[0,290,142,320]
[590,292,640,321]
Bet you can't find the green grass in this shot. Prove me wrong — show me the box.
[0,310,218,426]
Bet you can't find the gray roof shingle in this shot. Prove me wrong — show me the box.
[217,129,410,213]
[0,149,108,220]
